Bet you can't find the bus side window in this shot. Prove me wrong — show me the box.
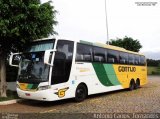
[93,47,106,63]
[76,43,92,62]
[140,56,146,66]
[107,50,119,64]
[135,55,140,65]
[128,54,134,65]
[108,58,115,63]
[76,54,84,61]
[119,52,128,64]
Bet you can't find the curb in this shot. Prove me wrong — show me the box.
[0,99,23,106]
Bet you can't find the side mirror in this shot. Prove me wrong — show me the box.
[9,53,21,67]
[44,49,56,66]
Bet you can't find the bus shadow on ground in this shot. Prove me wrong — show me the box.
[18,98,75,107]
[18,88,133,107]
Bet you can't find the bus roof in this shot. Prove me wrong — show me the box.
[33,37,78,42]
[79,40,144,56]
[32,37,55,42]
[32,38,144,56]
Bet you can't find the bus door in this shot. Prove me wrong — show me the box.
[51,40,74,85]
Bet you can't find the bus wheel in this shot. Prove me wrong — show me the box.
[129,80,135,91]
[135,79,140,89]
[75,84,87,102]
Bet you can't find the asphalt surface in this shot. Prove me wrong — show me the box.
[0,75,160,119]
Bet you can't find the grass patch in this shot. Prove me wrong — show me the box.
[147,66,160,75]
[0,90,19,102]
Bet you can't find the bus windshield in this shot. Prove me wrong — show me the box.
[27,40,54,52]
[18,52,49,83]
[17,39,55,83]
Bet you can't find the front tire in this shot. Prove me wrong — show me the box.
[75,84,87,102]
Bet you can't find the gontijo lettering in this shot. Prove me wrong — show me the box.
[118,66,136,72]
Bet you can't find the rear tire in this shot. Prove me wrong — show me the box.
[135,79,140,89]
[75,84,87,102]
[129,80,135,91]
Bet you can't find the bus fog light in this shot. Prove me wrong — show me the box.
[38,85,51,90]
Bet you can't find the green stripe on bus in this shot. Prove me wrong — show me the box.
[103,64,121,85]
[27,84,38,89]
[31,84,39,89]
[27,84,33,89]
[92,63,113,86]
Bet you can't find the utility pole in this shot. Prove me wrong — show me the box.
[105,0,109,45]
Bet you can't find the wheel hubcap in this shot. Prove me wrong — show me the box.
[77,88,85,98]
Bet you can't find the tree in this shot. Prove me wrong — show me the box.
[109,36,142,52]
[0,0,57,97]
[147,59,160,67]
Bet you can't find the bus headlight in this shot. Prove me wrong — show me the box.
[38,85,51,91]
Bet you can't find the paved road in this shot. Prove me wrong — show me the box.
[0,76,160,115]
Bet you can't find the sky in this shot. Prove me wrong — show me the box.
[41,0,160,60]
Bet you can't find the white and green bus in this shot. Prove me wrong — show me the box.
[10,38,147,101]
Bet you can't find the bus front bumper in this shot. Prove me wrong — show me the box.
[17,88,61,101]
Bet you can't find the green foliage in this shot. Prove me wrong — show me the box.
[147,59,160,67]
[109,36,142,52]
[147,66,160,75]
[0,0,57,53]
[0,90,19,102]
[0,0,57,96]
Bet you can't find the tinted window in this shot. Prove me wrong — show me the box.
[51,40,74,85]
[119,52,128,64]
[135,55,140,65]
[128,54,134,64]
[93,47,106,63]
[56,40,74,60]
[76,43,92,62]
[107,50,119,63]
[140,56,146,65]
